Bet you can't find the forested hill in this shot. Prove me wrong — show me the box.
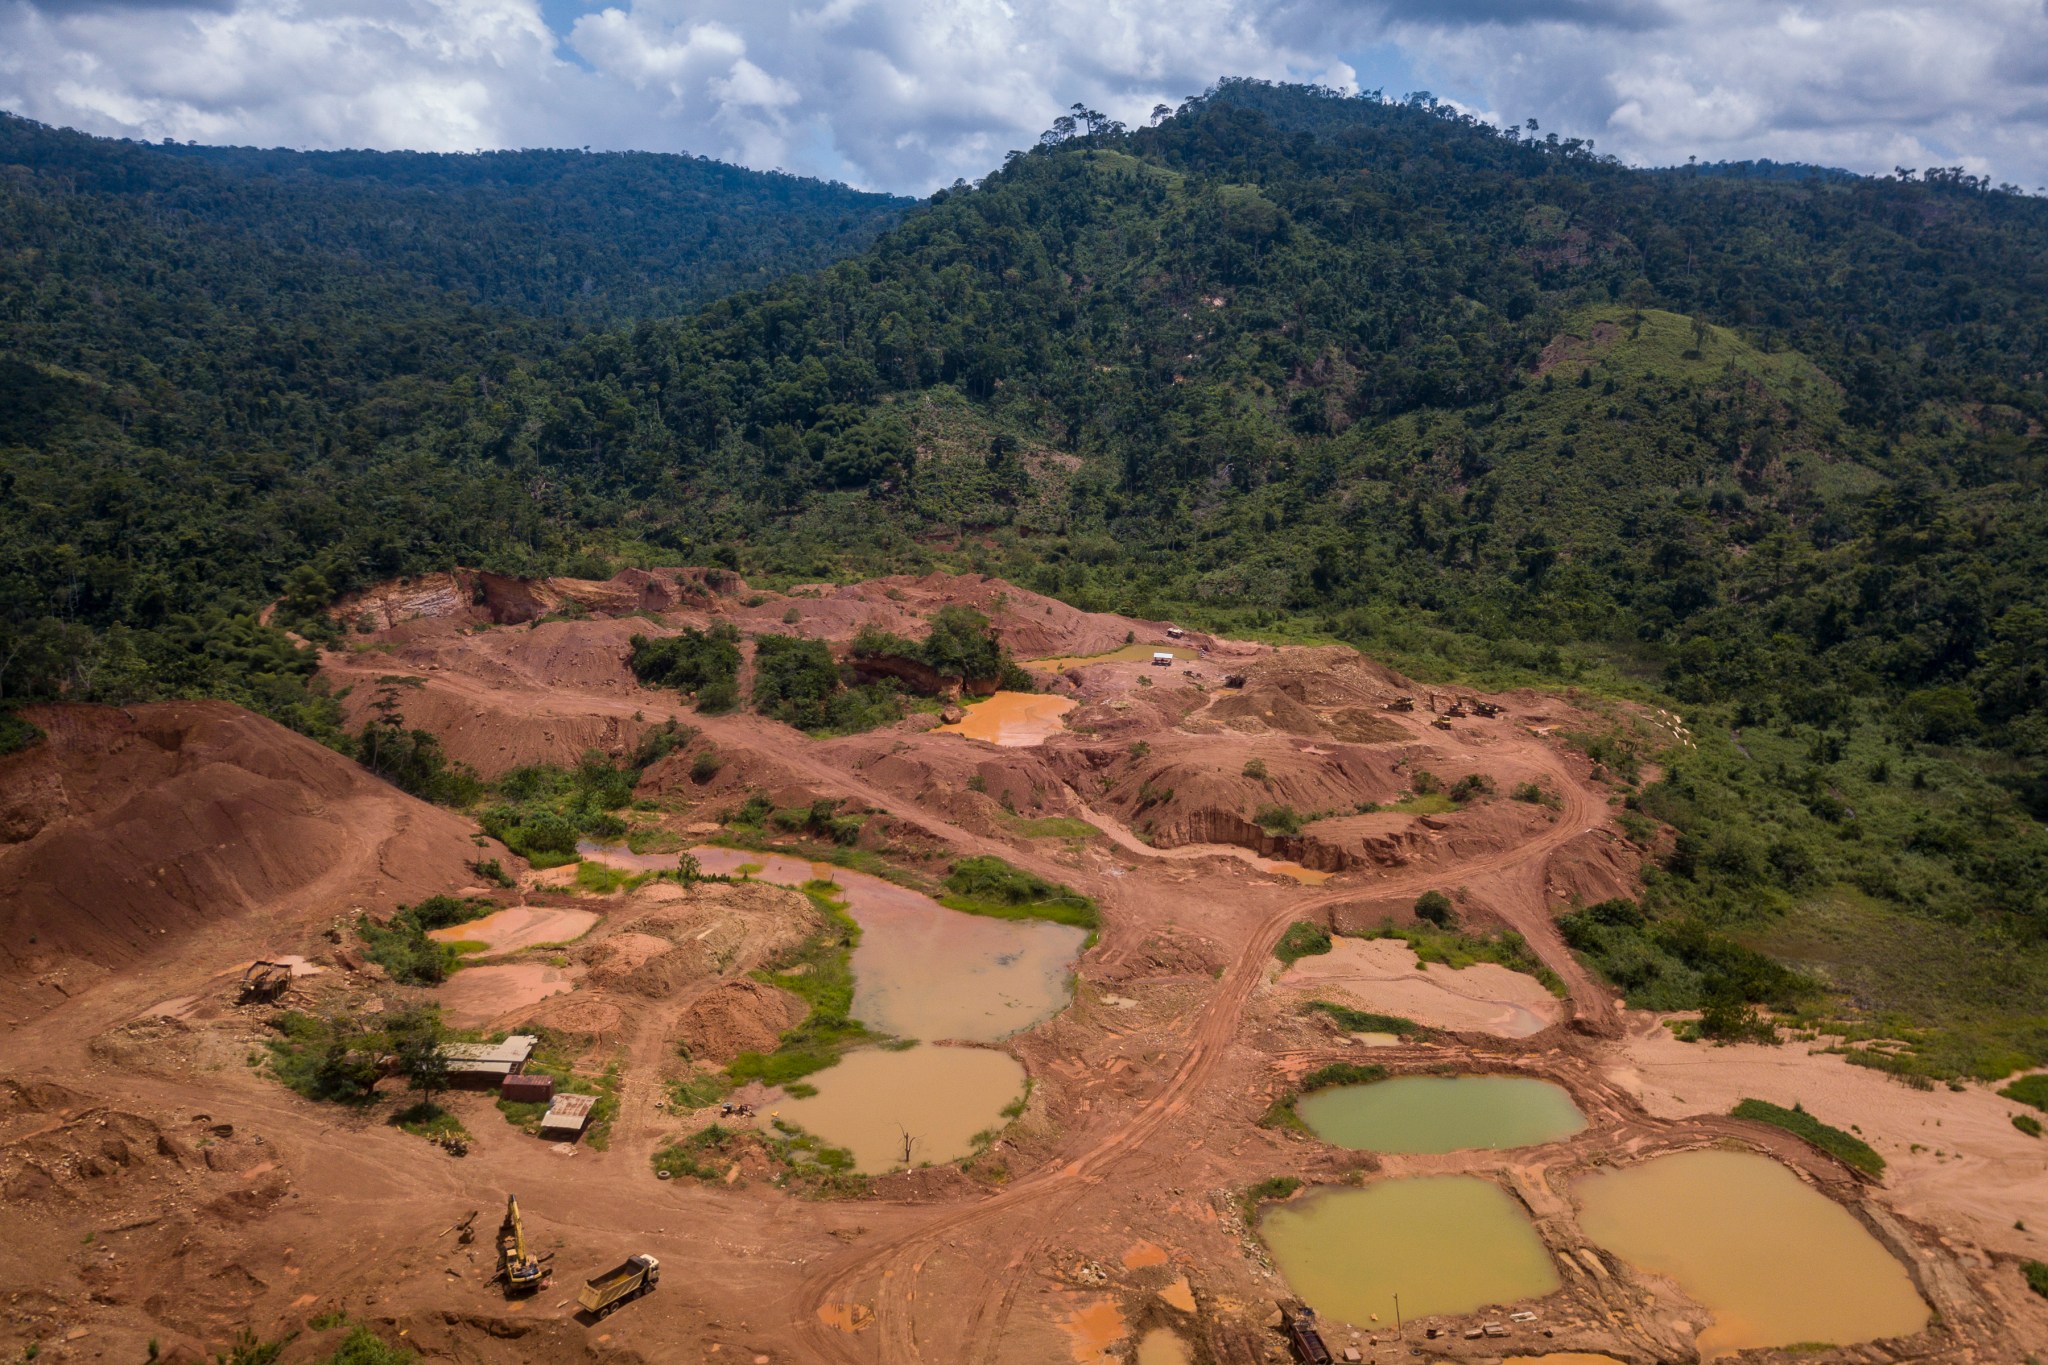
[5,82,2048,1070]
[0,114,911,320]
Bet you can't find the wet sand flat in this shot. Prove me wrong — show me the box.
[435,962,576,1028]
[428,905,598,954]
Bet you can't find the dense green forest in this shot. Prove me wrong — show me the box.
[4,83,2046,1073]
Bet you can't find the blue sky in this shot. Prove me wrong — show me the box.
[3,0,2042,195]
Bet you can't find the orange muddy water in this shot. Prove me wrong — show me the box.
[773,1043,1027,1173]
[1574,1149,1927,1356]
[934,691,1078,745]
[429,905,597,953]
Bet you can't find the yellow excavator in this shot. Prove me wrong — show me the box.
[496,1194,547,1295]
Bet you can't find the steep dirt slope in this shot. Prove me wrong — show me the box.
[0,702,486,1020]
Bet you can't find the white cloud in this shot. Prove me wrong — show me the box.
[0,0,2045,193]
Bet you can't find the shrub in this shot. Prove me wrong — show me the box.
[629,626,741,710]
[1413,890,1455,928]
[1273,920,1331,965]
[1242,758,1268,781]
[2025,1259,2048,1299]
[1241,1175,1302,1214]
[356,897,489,984]
[1304,1000,1426,1037]
[690,748,723,783]
[1511,781,1545,804]
[1297,1062,1388,1093]
[1449,772,1495,803]
[2016,1115,2044,1138]
[1731,1099,1884,1177]
[1255,803,1301,835]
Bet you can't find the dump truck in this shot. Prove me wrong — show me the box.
[1283,1305,1333,1364]
[497,1194,546,1294]
[1472,699,1503,718]
[1384,695,1414,712]
[579,1254,659,1317]
[239,961,292,1004]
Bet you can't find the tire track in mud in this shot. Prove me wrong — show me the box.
[793,744,1616,1365]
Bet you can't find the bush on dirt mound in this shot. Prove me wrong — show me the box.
[941,855,1097,929]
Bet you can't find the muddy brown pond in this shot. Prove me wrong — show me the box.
[1296,1075,1587,1154]
[1574,1149,1927,1356]
[771,1044,1026,1172]
[933,690,1077,746]
[1261,1176,1559,1323]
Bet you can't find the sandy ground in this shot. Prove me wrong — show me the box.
[0,569,2036,1365]
[1612,1016,2048,1262]
[1281,936,1564,1038]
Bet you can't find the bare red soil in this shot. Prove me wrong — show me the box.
[1,571,2036,1364]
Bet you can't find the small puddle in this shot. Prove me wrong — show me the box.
[1157,1275,1196,1312]
[429,905,598,953]
[1060,1298,1128,1363]
[1575,1149,1927,1356]
[935,691,1077,746]
[1135,1328,1192,1365]
[1297,1076,1587,1154]
[771,1044,1026,1173]
[1244,852,1331,884]
[1261,1177,1559,1323]
[1121,1240,1168,1269]
[1028,643,1203,670]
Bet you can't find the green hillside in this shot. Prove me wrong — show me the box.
[3,82,2046,1073]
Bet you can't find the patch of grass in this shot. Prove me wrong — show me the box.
[940,855,1099,931]
[999,813,1101,840]
[573,859,651,895]
[356,895,493,984]
[1273,920,1332,965]
[1354,921,1566,995]
[1742,889,2048,1081]
[390,1101,468,1144]
[2024,1259,2048,1299]
[625,826,684,855]
[668,1069,732,1109]
[1999,1074,2048,1112]
[653,1123,742,1181]
[322,1324,417,1364]
[1298,1062,1388,1093]
[1240,1175,1302,1217]
[1731,1098,1885,1178]
[2015,1114,2043,1138]
[1391,791,1457,815]
[1304,1000,1427,1037]
[727,882,872,1086]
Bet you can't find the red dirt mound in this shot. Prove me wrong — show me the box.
[674,978,805,1064]
[0,702,488,1018]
